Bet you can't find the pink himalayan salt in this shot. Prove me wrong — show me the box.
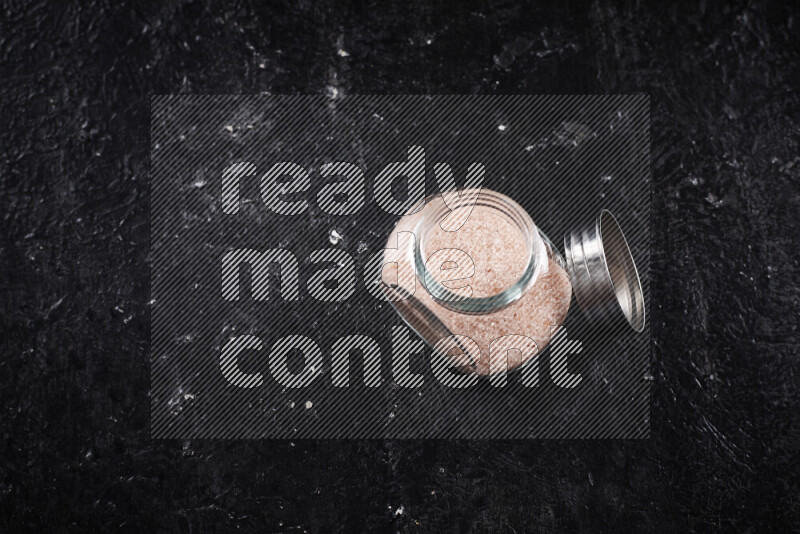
[424,205,528,298]
[384,195,572,376]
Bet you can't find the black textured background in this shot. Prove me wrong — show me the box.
[1,1,798,532]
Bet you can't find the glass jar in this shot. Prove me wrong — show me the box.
[381,189,644,376]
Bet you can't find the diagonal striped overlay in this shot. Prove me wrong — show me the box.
[150,95,650,439]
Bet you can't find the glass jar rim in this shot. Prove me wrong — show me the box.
[413,189,546,314]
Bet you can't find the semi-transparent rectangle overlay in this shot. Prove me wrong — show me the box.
[151,95,650,438]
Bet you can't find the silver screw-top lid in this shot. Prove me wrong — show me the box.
[563,210,645,332]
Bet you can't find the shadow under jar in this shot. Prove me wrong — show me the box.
[381,189,644,376]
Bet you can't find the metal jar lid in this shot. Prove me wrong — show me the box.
[563,210,645,332]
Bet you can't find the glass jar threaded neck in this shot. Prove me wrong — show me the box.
[414,189,545,314]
